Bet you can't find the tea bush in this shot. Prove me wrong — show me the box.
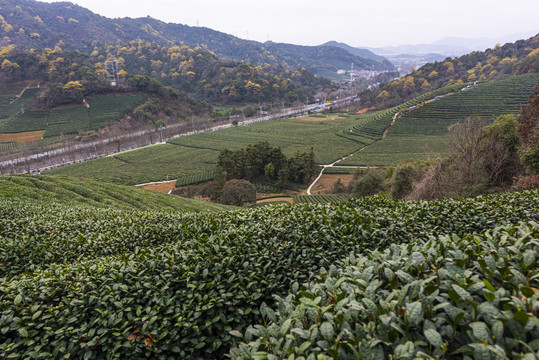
[230,222,539,359]
[1,190,538,358]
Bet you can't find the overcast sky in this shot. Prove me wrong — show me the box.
[42,0,538,47]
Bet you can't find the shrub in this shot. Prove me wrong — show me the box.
[354,170,384,197]
[389,160,427,199]
[220,179,257,206]
[332,178,345,194]
[229,222,539,359]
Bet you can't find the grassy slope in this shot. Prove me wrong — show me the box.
[0,174,233,212]
[339,73,539,166]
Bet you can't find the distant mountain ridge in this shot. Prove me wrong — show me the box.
[321,41,392,65]
[365,32,538,57]
[0,0,394,74]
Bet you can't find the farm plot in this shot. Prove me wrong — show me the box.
[46,144,219,185]
[0,94,146,140]
[337,84,466,147]
[0,130,44,142]
[294,194,349,204]
[43,106,91,137]
[88,94,147,128]
[52,112,375,185]
[168,113,363,164]
[175,170,214,187]
[341,74,539,166]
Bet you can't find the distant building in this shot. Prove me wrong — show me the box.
[337,69,346,75]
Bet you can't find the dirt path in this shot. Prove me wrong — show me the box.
[136,180,177,194]
[9,85,31,104]
[256,197,294,204]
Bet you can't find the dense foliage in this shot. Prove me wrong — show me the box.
[517,82,539,174]
[217,141,316,185]
[360,34,539,109]
[230,221,539,359]
[0,40,334,107]
[1,188,538,359]
[87,40,335,105]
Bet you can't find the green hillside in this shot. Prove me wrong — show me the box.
[0,174,233,212]
[46,74,537,185]
[1,188,537,358]
[340,73,539,166]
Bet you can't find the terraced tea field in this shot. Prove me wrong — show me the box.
[45,74,537,185]
[47,85,462,186]
[340,73,539,166]
[0,174,232,212]
[0,88,42,119]
[46,113,369,184]
[47,144,219,185]
[0,94,147,140]
[1,182,537,359]
[294,193,349,204]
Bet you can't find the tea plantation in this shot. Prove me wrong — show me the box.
[0,174,233,212]
[1,180,537,359]
[340,73,539,166]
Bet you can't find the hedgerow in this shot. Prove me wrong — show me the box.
[229,221,539,359]
[1,190,538,358]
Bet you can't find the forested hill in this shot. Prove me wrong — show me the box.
[360,34,539,109]
[0,43,335,106]
[322,41,393,65]
[0,0,393,73]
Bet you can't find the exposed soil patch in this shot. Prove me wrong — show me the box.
[139,180,176,194]
[256,197,294,204]
[295,115,345,122]
[0,130,44,142]
[308,173,355,195]
[357,107,376,114]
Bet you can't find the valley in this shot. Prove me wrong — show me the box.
[0,0,538,359]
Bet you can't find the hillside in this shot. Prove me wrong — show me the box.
[0,49,208,153]
[0,187,537,358]
[360,34,539,108]
[322,41,394,66]
[0,174,233,211]
[340,73,539,166]
[0,0,393,74]
[82,41,335,105]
